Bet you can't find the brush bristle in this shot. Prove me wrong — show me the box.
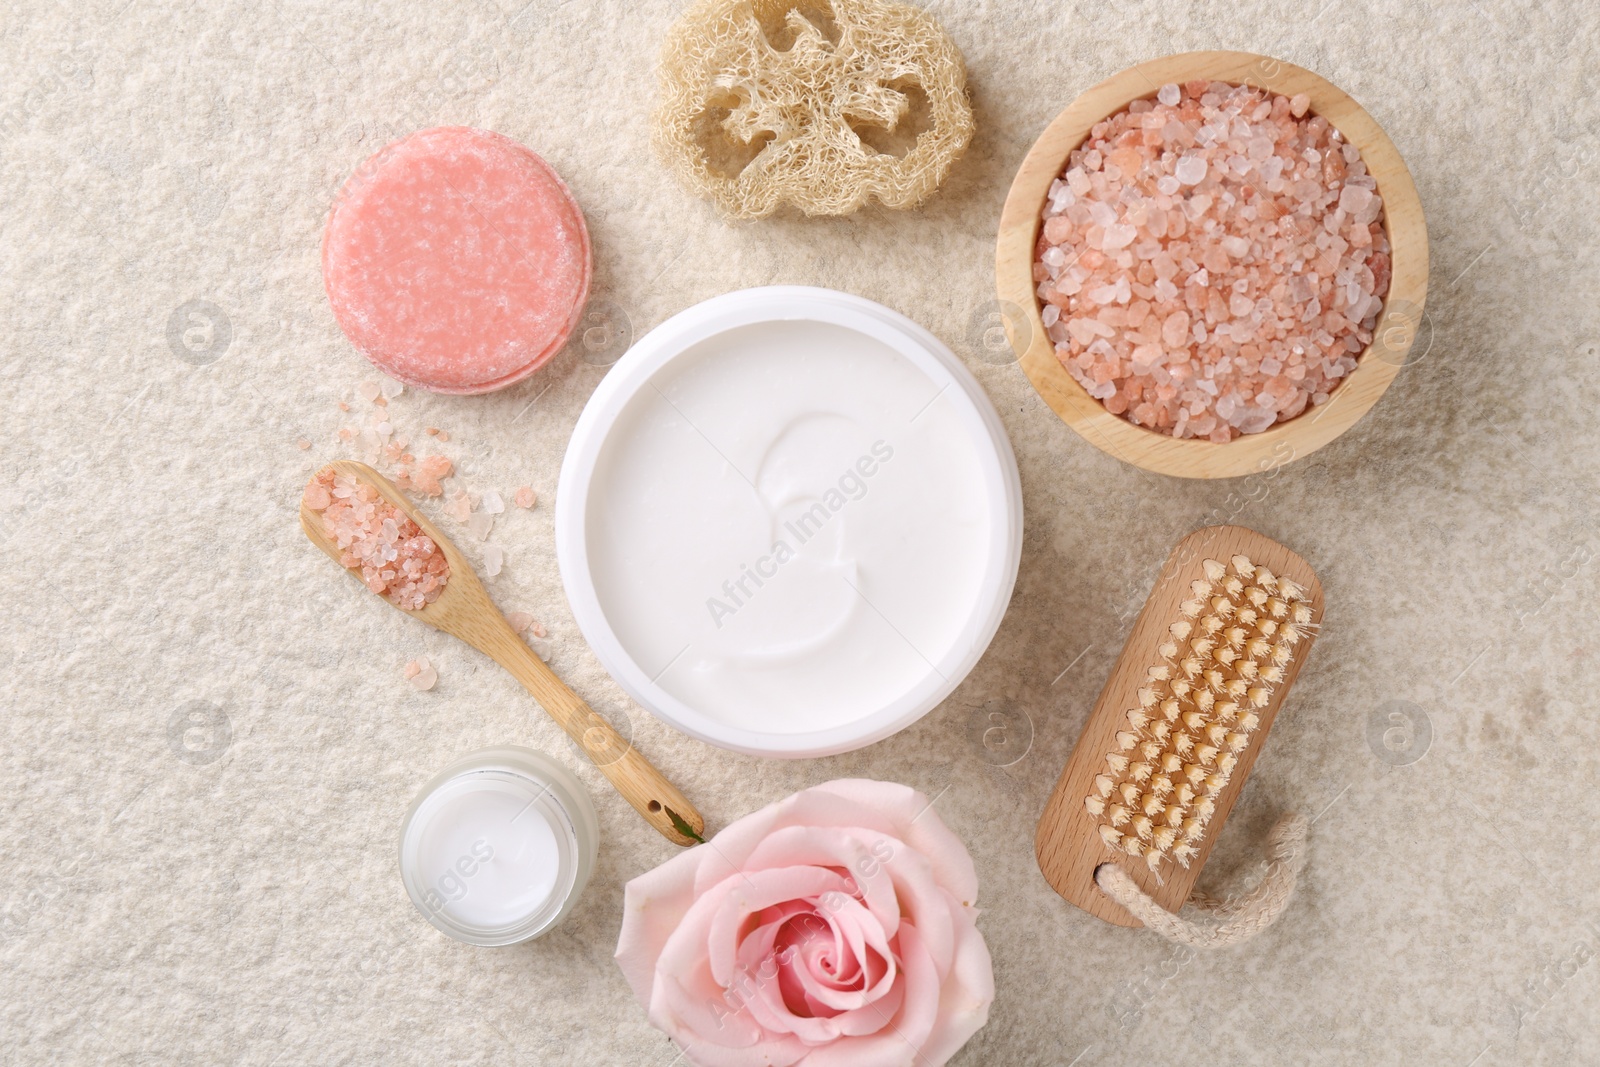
[1085,553,1313,873]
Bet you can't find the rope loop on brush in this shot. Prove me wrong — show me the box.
[1094,813,1308,948]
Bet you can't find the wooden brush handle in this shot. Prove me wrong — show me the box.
[478,620,705,847]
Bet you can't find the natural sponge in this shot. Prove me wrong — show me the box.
[654,0,974,218]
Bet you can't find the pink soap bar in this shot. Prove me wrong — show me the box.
[323,127,591,394]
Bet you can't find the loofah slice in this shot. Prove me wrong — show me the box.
[654,0,974,218]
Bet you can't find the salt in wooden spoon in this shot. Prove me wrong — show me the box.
[301,459,705,847]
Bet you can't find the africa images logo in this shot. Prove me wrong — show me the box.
[705,440,895,629]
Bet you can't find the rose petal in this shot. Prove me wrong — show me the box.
[914,896,995,1067]
[810,780,980,905]
[742,826,905,940]
[797,922,941,1067]
[789,896,896,1012]
[703,866,851,989]
[738,912,847,1044]
[616,845,710,1004]
[653,882,769,1046]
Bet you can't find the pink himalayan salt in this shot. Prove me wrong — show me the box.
[404,455,454,497]
[444,490,473,523]
[1034,80,1390,442]
[514,486,537,509]
[404,657,438,691]
[506,612,548,639]
[304,469,449,610]
[323,127,591,395]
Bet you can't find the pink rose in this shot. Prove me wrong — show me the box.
[616,779,993,1067]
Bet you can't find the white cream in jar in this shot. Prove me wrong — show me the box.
[558,288,1022,758]
[398,747,597,946]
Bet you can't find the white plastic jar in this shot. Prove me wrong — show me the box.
[557,287,1022,758]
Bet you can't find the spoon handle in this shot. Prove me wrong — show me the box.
[476,618,705,847]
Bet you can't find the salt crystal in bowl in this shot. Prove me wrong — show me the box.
[996,52,1428,478]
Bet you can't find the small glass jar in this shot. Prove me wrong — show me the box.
[398,747,598,946]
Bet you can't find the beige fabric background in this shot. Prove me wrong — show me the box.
[3,0,1598,1063]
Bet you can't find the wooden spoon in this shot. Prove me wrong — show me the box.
[300,459,705,847]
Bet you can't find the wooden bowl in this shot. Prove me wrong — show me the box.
[996,51,1428,479]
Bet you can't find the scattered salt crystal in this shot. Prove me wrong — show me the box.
[530,621,547,639]
[296,438,311,450]
[410,455,453,497]
[444,490,472,523]
[481,491,505,515]
[467,512,493,541]
[526,636,551,662]
[483,544,504,576]
[405,657,438,691]
[358,382,381,402]
[380,379,403,400]
[513,486,537,509]
[507,612,534,633]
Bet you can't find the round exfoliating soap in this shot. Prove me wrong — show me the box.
[323,126,591,394]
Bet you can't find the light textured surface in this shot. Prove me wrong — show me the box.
[2,1,1598,1064]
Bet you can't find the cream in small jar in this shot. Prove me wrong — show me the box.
[399,747,597,946]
